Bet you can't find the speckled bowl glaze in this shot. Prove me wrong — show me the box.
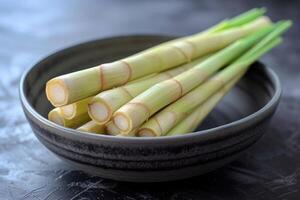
[20,35,281,182]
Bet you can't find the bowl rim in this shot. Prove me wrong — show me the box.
[19,35,282,144]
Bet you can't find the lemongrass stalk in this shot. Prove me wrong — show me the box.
[239,20,292,59]
[88,55,209,125]
[77,120,106,134]
[46,16,271,107]
[214,8,266,31]
[167,74,242,136]
[48,108,90,128]
[138,37,283,137]
[106,121,137,137]
[60,97,92,119]
[153,8,266,47]
[139,20,293,137]
[113,25,274,134]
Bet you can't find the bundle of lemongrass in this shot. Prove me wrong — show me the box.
[46,8,291,137]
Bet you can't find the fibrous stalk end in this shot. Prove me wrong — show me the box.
[46,78,68,107]
[88,100,111,125]
[113,113,131,133]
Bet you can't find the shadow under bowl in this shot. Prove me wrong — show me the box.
[20,35,281,182]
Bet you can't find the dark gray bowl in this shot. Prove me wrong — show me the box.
[20,35,281,182]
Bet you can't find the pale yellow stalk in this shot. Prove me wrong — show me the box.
[167,74,242,136]
[48,108,90,128]
[77,120,106,134]
[46,17,270,107]
[60,97,92,119]
[146,9,267,51]
[106,121,137,137]
[113,25,274,134]
[138,37,282,137]
[88,55,209,125]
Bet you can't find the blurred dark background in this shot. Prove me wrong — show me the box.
[0,0,299,199]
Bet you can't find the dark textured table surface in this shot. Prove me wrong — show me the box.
[0,0,299,199]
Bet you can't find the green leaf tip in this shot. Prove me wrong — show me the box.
[227,8,267,27]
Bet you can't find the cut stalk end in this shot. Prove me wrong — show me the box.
[88,101,111,124]
[106,121,137,136]
[77,121,106,134]
[60,104,75,119]
[106,121,120,136]
[138,128,157,137]
[113,113,131,132]
[48,109,65,126]
[46,79,68,107]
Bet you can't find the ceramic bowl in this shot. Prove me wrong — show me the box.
[20,35,281,182]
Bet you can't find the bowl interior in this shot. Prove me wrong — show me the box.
[23,35,275,133]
